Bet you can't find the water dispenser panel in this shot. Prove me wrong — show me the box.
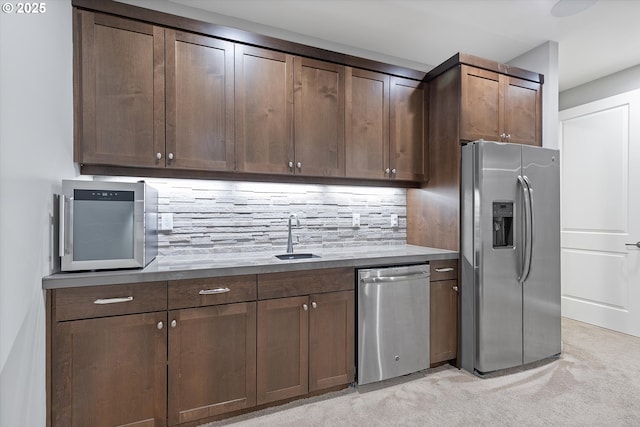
[493,202,513,248]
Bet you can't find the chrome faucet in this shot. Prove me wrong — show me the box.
[286,213,300,253]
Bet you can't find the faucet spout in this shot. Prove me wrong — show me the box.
[286,213,300,253]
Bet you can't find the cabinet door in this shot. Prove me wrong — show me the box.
[165,30,235,170]
[430,279,458,365]
[168,302,256,425]
[52,313,167,427]
[294,57,345,177]
[459,65,501,142]
[309,291,355,392]
[501,75,542,146]
[235,45,294,174]
[390,76,426,181]
[345,68,390,180]
[257,296,308,404]
[77,11,165,168]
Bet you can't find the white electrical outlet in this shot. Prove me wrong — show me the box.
[159,213,174,231]
[390,214,398,227]
[352,213,360,227]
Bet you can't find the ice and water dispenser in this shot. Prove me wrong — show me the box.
[492,202,513,248]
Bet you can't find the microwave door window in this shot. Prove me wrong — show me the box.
[73,191,135,261]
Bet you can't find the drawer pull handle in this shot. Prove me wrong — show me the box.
[199,287,231,295]
[434,267,455,273]
[93,296,134,305]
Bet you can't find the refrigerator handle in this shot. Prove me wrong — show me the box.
[523,176,534,282]
[517,176,532,283]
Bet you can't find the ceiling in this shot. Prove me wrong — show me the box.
[147,0,640,91]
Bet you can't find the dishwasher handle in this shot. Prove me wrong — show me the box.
[360,271,430,284]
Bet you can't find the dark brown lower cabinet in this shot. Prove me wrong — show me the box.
[256,296,309,404]
[168,302,256,425]
[309,291,355,392]
[48,270,356,425]
[52,312,167,427]
[256,290,355,405]
[430,280,458,364]
[430,260,459,365]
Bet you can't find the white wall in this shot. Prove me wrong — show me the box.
[560,64,640,111]
[508,41,560,150]
[0,1,76,425]
[117,0,431,71]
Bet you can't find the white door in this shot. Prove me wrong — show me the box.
[559,89,640,337]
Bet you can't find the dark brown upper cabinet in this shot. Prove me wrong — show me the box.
[389,77,427,181]
[460,64,541,146]
[165,29,235,171]
[345,70,425,181]
[77,12,235,171]
[407,54,543,252]
[235,45,294,175]
[293,57,346,177]
[73,3,426,184]
[236,48,345,177]
[75,10,165,168]
[345,68,390,180]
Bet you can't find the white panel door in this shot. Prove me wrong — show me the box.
[559,89,640,337]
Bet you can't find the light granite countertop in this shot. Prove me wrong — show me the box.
[42,244,458,289]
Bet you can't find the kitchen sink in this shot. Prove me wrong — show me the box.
[275,253,321,260]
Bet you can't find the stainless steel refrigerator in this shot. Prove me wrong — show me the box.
[460,140,561,376]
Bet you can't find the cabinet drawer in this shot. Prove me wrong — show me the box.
[430,259,458,281]
[168,275,257,310]
[54,281,167,322]
[258,268,354,299]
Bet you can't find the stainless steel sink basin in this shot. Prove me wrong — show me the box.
[275,253,321,260]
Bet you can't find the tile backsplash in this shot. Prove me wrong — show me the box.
[99,177,407,256]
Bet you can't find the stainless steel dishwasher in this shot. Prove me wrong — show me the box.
[357,264,430,385]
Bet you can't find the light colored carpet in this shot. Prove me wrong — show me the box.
[203,317,640,426]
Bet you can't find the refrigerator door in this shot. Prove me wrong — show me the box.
[474,141,524,373]
[521,145,562,364]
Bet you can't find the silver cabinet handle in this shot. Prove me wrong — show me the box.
[156,152,162,160]
[288,161,294,169]
[296,161,302,169]
[302,303,308,311]
[93,296,133,305]
[168,152,174,160]
[385,168,390,174]
[625,242,640,248]
[171,319,177,328]
[199,287,231,295]
[506,134,511,140]
[391,168,397,174]
[311,301,317,309]
[157,321,164,330]
[435,267,455,273]
[453,285,459,292]
[500,133,506,140]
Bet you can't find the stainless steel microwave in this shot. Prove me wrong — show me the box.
[58,180,158,272]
